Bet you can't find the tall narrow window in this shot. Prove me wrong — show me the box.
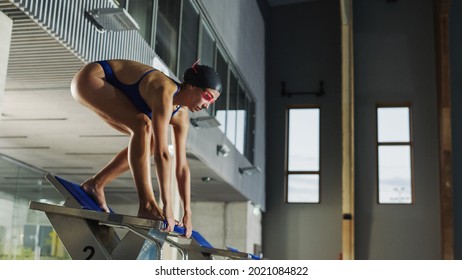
[235,85,246,154]
[178,0,199,77]
[214,49,228,134]
[199,22,215,68]
[245,94,255,163]
[155,0,181,73]
[226,70,238,145]
[199,22,216,116]
[377,106,413,204]
[286,107,320,203]
[127,0,154,44]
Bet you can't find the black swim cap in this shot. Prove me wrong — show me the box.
[183,64,222,93]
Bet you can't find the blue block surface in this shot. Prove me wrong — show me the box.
[164,223,213,248]
[55,175,113,213]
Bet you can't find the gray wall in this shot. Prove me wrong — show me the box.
[264,0,445,260]
[264,0,342,259]
[354,0,441,259]
[450,0,462,260]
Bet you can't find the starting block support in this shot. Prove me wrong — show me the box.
[29,173,260,260]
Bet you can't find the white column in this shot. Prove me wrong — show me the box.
[0,11,13,114]
[160,129,181,259]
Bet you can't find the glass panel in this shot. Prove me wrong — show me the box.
[178,0,199,77]
[214,50,228,133]
[127,0,153,44]
[199,22,215,68]
[226,71,238,144]
[377,107,410,143]
[114,0,126,8]
[288,108,320,171]
[245,97,255,163]
[378,146,412,204]
[155,0,181,73]
[235,85,247,154]
[287,174,319,203]
[199,22,215,116]
[0,155,70,259]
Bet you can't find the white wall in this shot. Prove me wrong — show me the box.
[0,11,13,114]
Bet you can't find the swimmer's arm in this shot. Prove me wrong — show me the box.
[150,85,175,231]
[172,112,192,237]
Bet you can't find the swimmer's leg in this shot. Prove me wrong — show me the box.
[81,147,129,212]
[71,63,163,220]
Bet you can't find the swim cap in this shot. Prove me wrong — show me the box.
[183,64,222,93]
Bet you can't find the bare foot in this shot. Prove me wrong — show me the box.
[137,203,165,221]
[81,177,110,213]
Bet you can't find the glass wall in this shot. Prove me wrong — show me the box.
[226,70,238,146]
[199,22,215,68]
[178,0,199,77]
[245,97,255,163]
[214,49,229,134]
[236,85,246,154]
[126,0,154,44]
[155,0,181,73]
[0,154,70,259]
[199,22,216,116]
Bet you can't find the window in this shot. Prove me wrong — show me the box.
[377,106,413,204]
[178,0,199,77]
[226,70,238,145]
[155,0,181,73]
[286,107,320,203]
[199,22,215,69]
[126,0,154,44]
[150,1,256,162]
[245,97,256,163]
[214,49,228,134]
[235,85,247,154]
[199,22,217,115]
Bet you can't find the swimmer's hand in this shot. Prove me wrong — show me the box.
[178,210,192,238]
[163,206,175,233]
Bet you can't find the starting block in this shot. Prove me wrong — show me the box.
[29,173,260,260]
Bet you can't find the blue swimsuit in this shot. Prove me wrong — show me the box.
[95,60,181,119]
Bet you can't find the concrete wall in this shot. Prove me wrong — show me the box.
[354,0,440,259]
[264,0,342,259]
[191,201,261,255]
[450,0,462,260]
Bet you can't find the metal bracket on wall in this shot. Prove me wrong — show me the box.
[280,80,325,97]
